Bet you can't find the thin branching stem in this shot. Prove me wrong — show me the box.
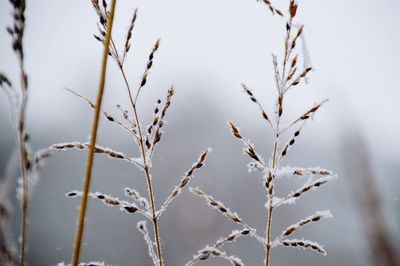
[18,67,28,266]
[265,139,278,266]
[71,0,117,265]
[132,105,164,266]
[108,19,164,266]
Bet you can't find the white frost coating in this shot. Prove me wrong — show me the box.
[124,187,150,210]
[247,162,265,173]
[56,261,108,266]
[185,245,244,266]
[274,174,337,207]
[279,238,327,256]
[317,210,333,219]
[276,210,333,241]
[293,23,312,84]
[274,166,297,179]
[265,197,282,209]
[275,166,333,179]
[137,221,159,266]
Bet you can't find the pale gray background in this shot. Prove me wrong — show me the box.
[0,0,399,265]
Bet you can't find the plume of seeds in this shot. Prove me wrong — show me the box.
[145,99,162,150]
[137,221,159,265]
[274,175,337,208]
[64,88,139,137]
[124,187,150,210]
[122,9,138,64]
[189,187,265,246]
[0,73,12,88]
[66,191,147,217]
[185,246,244,266]
[185,228,252,266]
[258,0,283,16]
[279,127,302,159]
[57,261,108,266]
[276,210,332,240]
[215,229,251,249]
[190,187,244,224]
[134,39,161,103]
[227,122,266,168]
[292,168,332,177]
[147,87,174,156]
[157,148,211,217]
[50,142,144,169]
[279,99,328,134]
[278,239,327,256]
[241,84,274,129]
[274,166,332,179]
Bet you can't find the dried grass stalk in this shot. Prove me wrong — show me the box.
[70,0,117,265]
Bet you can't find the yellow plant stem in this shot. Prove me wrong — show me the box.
[266,138,278,266]
[71,0,117,265]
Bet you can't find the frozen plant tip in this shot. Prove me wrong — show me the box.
[188,1,336,265]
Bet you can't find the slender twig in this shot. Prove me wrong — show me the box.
[106,19,164,265]
[132,105,164,266]
[71,0,117,265]
[265,135,278,266]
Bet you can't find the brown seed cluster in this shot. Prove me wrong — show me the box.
[215,229,251,248]
[293,168,332,177]
[289,176,334,200]
[260,0,283,16]
[66,191,140,215]
[147,87,174,154]
[280,210,332,238]
[0,73,12,88]
[280,239,327,256]
[50,142,143,168]
[186,246,244,266]
[7,0,26,66]
[228,122,266,167]
[190,188,244,224]
[124,187,150,210]
[139,39,161,90]
[122,9,138,63]
[158,149,210,217]
[241,84,273,128]
[280,129,301,158]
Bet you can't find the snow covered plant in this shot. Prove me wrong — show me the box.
[187,1,337,266]
[46,1,211,266]
[1,1,52,266]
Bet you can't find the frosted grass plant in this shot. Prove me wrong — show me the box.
[47,1,211,265]
[187,1,337,265]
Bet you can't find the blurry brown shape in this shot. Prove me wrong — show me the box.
[0,152,18,266]
[341,129,399,266]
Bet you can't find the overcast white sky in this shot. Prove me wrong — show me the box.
[1,0,399,163]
